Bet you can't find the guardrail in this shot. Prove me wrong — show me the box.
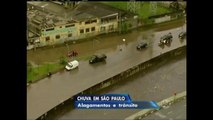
[37,45,186,120]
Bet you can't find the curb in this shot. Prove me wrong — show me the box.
[125,91,186,120]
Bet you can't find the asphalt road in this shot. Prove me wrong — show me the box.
[27,23,186,119]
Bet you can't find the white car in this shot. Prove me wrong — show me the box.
[65,60,79,70]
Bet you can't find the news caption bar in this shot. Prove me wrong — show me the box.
[74,94,160,109]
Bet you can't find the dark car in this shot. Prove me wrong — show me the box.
[89,54,107,64]
[178,32,186,39]
[137,42,148,50]
[159,33,173,45]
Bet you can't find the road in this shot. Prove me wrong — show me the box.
[51,52,186,120]
[27,19,185,65]
[144,99,186,120]
[27,22,186,119]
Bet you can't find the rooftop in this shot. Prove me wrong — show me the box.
[27,2,135,29]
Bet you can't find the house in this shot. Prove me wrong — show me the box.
[27,2,133,48]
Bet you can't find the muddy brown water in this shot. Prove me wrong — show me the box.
[27,19,186,119]
[27,19,185,65]
[47,54,186,120]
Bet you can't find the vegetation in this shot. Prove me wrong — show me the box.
[27,54,93,83]
[101,2,174,19]
[120,21,129,34]
[27,2,182,83]
[59,56,67,65]
[27,63,63,83]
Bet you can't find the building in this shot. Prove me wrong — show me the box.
[27,2,129,48]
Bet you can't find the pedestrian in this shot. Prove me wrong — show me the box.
[72,50,75,56]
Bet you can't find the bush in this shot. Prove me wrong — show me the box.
[128,23,132,28]
[59,56,67,65]
[27,62,32,72]
[120,21,128,34]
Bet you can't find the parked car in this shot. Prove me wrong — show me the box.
[159,33,173,45]
[179,32,186,39]
[89,54,107,64]
[136,42,148,50]
[65,60,79,70]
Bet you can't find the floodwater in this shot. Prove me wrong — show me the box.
[51,54,186,120]
[27,19,185,65]
[27,19,186,119]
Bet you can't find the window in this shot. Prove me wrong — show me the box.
[91,19,97,23]
[91,27,95,31]
[65,24,75,28]
[68,33,72,37]
[46,36,50,41]
[85,20,90,24]
[56,35,60,39]
[80,29,84,34]
[109,25,114,31]
[86,28,90,33]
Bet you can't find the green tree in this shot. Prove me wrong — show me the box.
[121,21,128,34]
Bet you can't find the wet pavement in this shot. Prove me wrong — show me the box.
[144,99,186,120]
[27,21,186,119]
[53,54,186,120]
[27,19,185,65]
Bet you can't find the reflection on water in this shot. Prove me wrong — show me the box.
[27,19,186,120]
[27,20,185,65]
[50,56,186,120]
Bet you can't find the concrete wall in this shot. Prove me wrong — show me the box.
[155,15,171,23]
[36,45,186,120]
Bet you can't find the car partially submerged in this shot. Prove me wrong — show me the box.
[136,42,148,50]
[89,54,107,64]
[179,32,186,39]
[159,33,173,45]
[65,60,79,70]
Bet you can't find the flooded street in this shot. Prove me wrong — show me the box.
[27,19,185,65]
[52,54,186,120]
[27,19,186,119]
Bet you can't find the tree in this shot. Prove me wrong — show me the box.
[121,21,128,34]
